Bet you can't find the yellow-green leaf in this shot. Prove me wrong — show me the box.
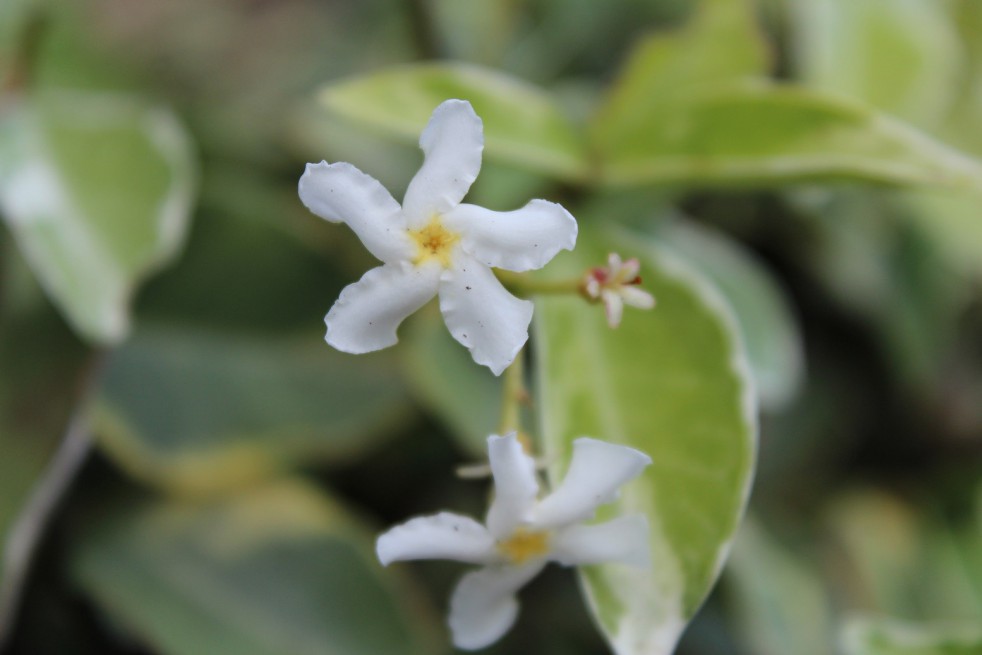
[594,83,982,190]
[655,219,804,409]
[791,0,961,129]
[534,228,757,654]
[593,0,769,148]
[314,63,589,182]
[842,617,982,655]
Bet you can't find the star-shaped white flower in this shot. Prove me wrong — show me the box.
[376,433,652,650]
[298,99,578,375]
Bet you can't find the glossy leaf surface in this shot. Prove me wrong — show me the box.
[534,228,756,654]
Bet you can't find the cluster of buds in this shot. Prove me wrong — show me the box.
[581,253,656,328]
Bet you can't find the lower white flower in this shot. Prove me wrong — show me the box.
[376,433,652,650]
[298,99,578,375]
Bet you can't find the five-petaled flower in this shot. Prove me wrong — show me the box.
[299,99,578,375]
[582,252,656,328]
[376,433,652,650]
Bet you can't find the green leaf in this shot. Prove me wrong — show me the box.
[842,617,982,655]
[0,250,93,634]
[71,479,440,655]
[401,308,500,457]
[789,0,982,276]
[0,288,90,585]
[825,491,924,618]
[534,228,757,654]
[592,0,982,190]
[726,518,833,655]
[0,90,196,344]
[314,63,589,182]
[791,0,961,129]
[655,219,804,409]
[593,0,769,144]
[95,327,414,493]
[594,82,982,189]
[793,188,964,388]
[824,490,982,621]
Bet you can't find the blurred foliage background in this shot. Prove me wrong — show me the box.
[0,0,981,654]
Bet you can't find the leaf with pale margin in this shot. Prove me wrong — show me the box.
[842,617,982,655]
[95,327,413,494]
[71,480,441,655]
[0,265,90,591]
[314,63,589,182]
[791,0,960,130]
[590,0,981,189]
[534,229,757,655]
[655,218,803,409]
[0,90,195,343]
[593,82,982,189]
[791,0,982,276]
[593,0,769,144]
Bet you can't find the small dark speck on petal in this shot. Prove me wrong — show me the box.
[465,286,472,290]
[453,526,459,531]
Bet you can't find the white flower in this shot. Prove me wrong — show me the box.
[376,433,651,650]
[298,99,578,375]
[582,253,656,328]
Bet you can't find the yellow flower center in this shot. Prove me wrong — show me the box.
[409,215,459,267]
[497,528,551,565]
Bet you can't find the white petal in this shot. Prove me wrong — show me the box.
[298,162,412,263]
[376,512,496,566]
[617,256,641,280]
[621,285,656,309]
[602,289,624,328]
[533,438,651,529]
[439,255,533,375]
[485,434,539,539]
[449,562,546,650]
[325,262,439,353]
[550,515,650,569]
[442,200,578,272]
[402,100,483,228]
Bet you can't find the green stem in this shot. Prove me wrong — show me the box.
[498,349,526,436]
[494,270,582,297]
